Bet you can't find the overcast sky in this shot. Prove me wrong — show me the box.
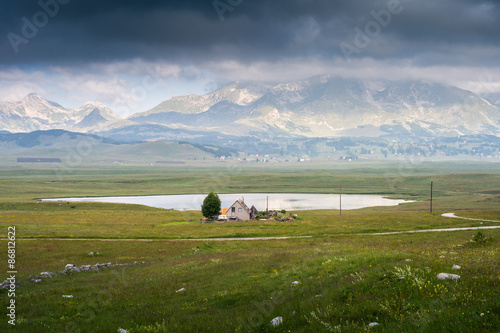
[1,0,499,117]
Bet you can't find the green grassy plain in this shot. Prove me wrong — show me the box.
[0,161,499,332]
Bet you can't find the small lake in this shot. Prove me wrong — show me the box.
[43,193,411,211]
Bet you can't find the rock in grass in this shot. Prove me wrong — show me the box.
[368,322,379,327]
[270,317,283,327]
[65,264,75,271]
[291,281,300,286]
[32,279,42,284]
[452,265,461,270]
[176,288,186,293]
[40,272,57,278]
[81,265,91,271]
[436,273,460,280]
[117,329,129,333]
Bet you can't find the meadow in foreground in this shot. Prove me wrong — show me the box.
[0,163,499,332]
[1,227,498,332]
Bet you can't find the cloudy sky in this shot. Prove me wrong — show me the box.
[1,0,499,117]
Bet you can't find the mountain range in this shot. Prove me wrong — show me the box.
[1,76,499,141]
[0,93,121,133]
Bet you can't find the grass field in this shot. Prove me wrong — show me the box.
[0,161,499,332]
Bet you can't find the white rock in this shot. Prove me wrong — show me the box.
[62,295,73,298]
[117,329,129,333]
[270,317,283,327]
[405,259,412,262]
[436,273,460,280]
[40,272,56,278]
[176,288,186,293]
[291,281,300,285]
[452,265,461,270]
[65,264,75,270]
[368,322,379,327]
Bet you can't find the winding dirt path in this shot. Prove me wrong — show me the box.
[441,212,500,223]
[369,212,500,235]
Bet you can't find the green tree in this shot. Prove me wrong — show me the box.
[201,192,221,219]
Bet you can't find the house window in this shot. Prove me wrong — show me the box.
[238,208,243,213]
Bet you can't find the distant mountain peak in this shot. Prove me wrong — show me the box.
[0,94,120,133]
[75,108,108,128]
[25,92,41,98]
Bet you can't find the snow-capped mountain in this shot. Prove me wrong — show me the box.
[0,93,121,132]
[142,81,273,115]
[128,76,500,138]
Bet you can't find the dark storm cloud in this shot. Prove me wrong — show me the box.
[1,0,499,66]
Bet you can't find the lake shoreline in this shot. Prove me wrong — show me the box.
[43,193,413,211]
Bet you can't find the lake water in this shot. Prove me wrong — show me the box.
[43,193,411,211]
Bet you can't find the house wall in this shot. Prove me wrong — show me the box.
[228,201,250,221]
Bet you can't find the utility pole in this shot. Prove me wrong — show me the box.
[339,184,342,216]
[430,181,433,213]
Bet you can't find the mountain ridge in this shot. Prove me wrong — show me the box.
[0,93,122,133]
[1,76,499,139]
[128,76,500,138]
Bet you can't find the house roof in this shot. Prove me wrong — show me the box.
[228,198,252,214]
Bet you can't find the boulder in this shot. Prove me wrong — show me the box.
[452,265,461,270]
[65,264,75,271]
[176,288,186,293]
[270,317,283,327]
[368,322,380,328]
[40,272,57,278]
[436,273,460,280]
